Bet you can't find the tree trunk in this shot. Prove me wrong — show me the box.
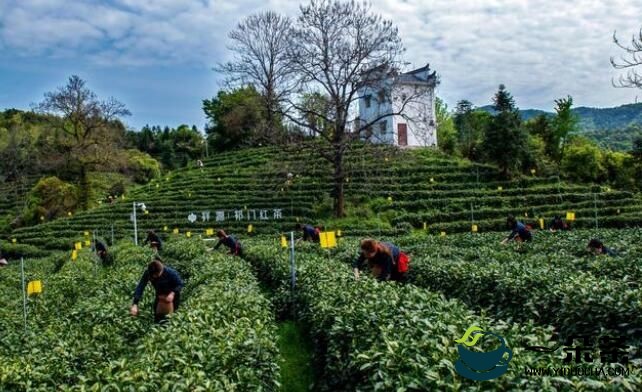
[79,165,90,210]
[332,145,346,218]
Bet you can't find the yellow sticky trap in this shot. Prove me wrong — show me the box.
[566,212,576,221]
[440,231,446,237]
[337,230,342,237]
[497,186,503,191]
[68,212,73,217]
[173,228,179,234]
[387,196,393,203]
[74,242,82,251]
[345,178,350,183]
[524,212,528,218]
[144,210,149,215]
[539,218,545,230]
[156,184,160,188]
[163,226,168,232]
[319,232,337,249]
[280,236,288,248]
[248,224,254,233]
[84,231,89,236]
[471,225,478,233]
[186,231,192,238]
[206,228,214,236]
[531,169,536,175]
[40,216,45,221]
[27,280,42,296]
[423,222,427,230]
[430,178,435,183]
[84,240,91,247]
[71,250,78,261]
[384,157,389,162]
[11,238,17,244]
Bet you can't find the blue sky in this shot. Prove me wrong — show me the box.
[1,0,641,130]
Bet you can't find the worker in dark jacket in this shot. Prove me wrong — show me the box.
[296,223,320,243]
[130,258,184,323]
[214,230,243,256]
[143,230,162,251]
[501,215,532,244]
[95,240,114,266]
[587,239,616,256]
[352,239,407,282]
[549,216,570,232]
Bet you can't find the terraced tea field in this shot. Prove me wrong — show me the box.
[5,145,641,254]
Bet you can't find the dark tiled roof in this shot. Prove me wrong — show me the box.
[396,64,438,85]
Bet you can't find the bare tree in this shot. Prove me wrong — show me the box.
[35,75,130,208]
[284,0,416,217]
[217,11,293,142]
[612,29,642,88]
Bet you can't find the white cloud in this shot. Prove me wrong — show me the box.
[1,0,641,109]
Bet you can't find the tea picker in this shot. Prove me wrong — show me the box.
[352,239,409,283]
[587,239,616,256]
[95,239,114,266]
[213,229,243,256]
[295,223,321,243]
[501,215,532,245]
[549,215,571,232]
[130,257,184,323]
[143,230,163,252]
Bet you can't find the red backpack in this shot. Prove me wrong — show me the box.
[397,252,410,273]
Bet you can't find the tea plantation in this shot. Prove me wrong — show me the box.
[1,145,641,391]
[4,144,642,254]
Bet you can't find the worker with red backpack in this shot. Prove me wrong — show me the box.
[295,223,321,243]
[352,239,409,282]
[214,230,243,256]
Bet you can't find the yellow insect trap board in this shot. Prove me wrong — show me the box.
[27,280,43,296]
[319,232,337,249]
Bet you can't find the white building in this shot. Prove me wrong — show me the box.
[358,64,438,147]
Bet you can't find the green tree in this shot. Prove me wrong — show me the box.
[482,85,528,177]
[561,137,605,182]
[203,86,269,151]
[551,96,578,163]
[602,150,636,189]
[35,76,130,209]
[632,136,642,161]
[435,97,457,155]
[454,100,489,160]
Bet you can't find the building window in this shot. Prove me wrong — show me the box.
[377,89,386,103]
[379,121,387,135]
[365,95,372,108]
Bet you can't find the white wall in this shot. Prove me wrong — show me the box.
[358,80,437,147]
[391,84,437,147]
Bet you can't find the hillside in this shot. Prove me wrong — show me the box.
[479,103,642,150]
[4,144,642,254]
